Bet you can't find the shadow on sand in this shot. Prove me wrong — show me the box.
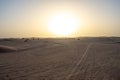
[0,45,17,53]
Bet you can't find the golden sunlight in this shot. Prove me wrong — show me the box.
[47,12,79,36]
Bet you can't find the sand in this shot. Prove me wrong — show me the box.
[0,37,120,80]
[0,45,17,53]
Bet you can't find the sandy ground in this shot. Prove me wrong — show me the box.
[0,37,120,80]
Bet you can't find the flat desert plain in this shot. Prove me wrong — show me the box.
[0,37,120,80]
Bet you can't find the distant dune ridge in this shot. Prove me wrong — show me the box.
[0,45,17,53]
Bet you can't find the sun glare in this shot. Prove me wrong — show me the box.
[47,12,79,36]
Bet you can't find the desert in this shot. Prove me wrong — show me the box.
[0,37,120,80]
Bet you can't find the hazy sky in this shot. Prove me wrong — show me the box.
[0,0,120,38]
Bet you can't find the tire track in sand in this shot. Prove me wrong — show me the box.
[65,43,92,80]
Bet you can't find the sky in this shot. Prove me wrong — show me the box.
[0,0,120,38]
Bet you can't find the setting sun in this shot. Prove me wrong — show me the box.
[47,12,79,36]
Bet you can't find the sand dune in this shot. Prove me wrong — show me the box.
[0,45,17,53]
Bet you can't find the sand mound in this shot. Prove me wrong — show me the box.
[0,45,17,53]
